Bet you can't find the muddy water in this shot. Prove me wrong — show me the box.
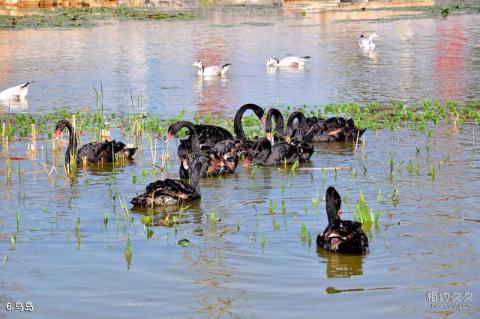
[0,11,480,115]
[1,8,480,319]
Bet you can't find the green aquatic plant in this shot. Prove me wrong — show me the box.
[268,199,277,214]
[392,187,400,207]
[311,191,320,207]
[428,164,436,181]
[406,160,415,174]
[300,223,308,241]
[261,235,267,252]
[124,238,133,269]
[353,191,381,228]
[103,212,108,228]
[10,234,16,250]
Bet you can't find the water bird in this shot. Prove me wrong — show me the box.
[317,187,369,254]
[358,32,378,49]
[265,56,310,68]
[194,103,266,159]
[54,120,137,165]
[243,137,299,166]
[286,111,366,143]
[166,121,238,178]
[264,108,314,162]
[192,61,231,77]
[131,159,207,207]
[0,81,33,101]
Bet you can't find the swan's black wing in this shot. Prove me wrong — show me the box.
[195,124,233,149]
[317,220,368,254]
[291,140,314,162]
[77,140,128,163]
[265,142,299,165]
[131,178,198,207]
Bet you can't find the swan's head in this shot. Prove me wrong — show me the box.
[326,186,342,224]
[368,32,379,41]
[266,58,279,67]
[54,120,69,139]
[192,60,203,69]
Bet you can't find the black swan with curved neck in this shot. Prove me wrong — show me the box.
[131,158,207,207]
[180,103,265,153]
[316,187,369,254]
[206,103,266,158]
[265,108,285,144]
[167,121,238,178]
[54,120,136,165]
[243,137,300,166]
[287,112,366,143]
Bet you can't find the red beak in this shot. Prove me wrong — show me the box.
[261,117,266,126]
[181,158,189,170]
[165,131,172,143]
[55,129,62,140]
[243,158,250,166]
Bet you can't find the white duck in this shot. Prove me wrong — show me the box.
[266,56,310,68]
[192,61,231,77]
[0,81,33,101]
[358,32,378,49]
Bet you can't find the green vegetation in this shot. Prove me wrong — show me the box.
[0,7,197,30]
[2,99,477,143]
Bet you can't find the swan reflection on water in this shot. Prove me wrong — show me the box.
[316,246,365,279]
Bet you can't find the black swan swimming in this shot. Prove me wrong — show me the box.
[54,120,136,165]
[287,112,366,143]
[243,137,300,166]
[205,103,266,159]
[316,187,369,254]
[179,103,265,153]
[131,158,207,207]
[166,121,238,178]
[282,111,314,162]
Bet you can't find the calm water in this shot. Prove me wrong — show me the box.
[1,8,480,319]
[0,11,480,115]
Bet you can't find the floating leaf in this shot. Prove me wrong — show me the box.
[177,238,190,247]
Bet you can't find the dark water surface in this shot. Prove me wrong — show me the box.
[0,8,479,319]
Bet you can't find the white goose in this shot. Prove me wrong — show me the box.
[0,81,33,101]
[192,61,231,77]
[266,56,310,68]
[358,32,378,49]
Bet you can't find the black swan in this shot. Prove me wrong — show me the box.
[265,108,285,144]
[243,137,300,166]
[282,111,314,162]
[131,158,207,207]
[166,121,238,178]
[316,187,369,254]
[179,103,265,153]
[54,120,136,165]
[287,112,366,143]
[205,103,266,158]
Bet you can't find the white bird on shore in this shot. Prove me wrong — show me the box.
[266,56,310,68]
[192,61,231,77]
[358,32,378,49]
[0,81,34,101]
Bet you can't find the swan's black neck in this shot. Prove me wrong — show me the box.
[234,103,263,139]
[326,186,342,224]
[61,120,77,165]
[169,121,201,155]
[286,111,307,141]
[265,108,284,138]
[190,160,204,194]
